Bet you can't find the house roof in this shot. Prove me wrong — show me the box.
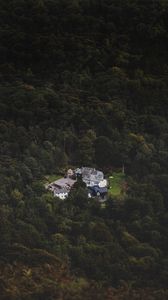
[76,167,104,181]
[53,177,76,189]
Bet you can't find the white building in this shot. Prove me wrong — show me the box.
[75,167,106,188]
[54,188,68,200]
[46,177,76,200]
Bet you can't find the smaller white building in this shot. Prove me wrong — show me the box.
[98,179,107,188]
[67,169,74,177]
[54,188,69,200]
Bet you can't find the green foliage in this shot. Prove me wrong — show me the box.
[108,172,125,197]
[0,0,168,298]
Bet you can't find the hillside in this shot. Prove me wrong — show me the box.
[0,0,168,298]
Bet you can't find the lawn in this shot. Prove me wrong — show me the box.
[43,174,62,183]
[108,172,125,197]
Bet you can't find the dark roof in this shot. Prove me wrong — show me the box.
[89,186,108,194]
[53,178,76,188]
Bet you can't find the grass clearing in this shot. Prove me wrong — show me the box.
[108,172,125,197]
[43,174,62,183]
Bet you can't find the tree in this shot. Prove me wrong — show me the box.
[11,189,23,205]
[79,130,96,166]
[94,136,113,168]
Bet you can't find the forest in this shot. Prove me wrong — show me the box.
[1,0,168,299]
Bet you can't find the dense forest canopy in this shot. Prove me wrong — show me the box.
[1,0,168,299]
